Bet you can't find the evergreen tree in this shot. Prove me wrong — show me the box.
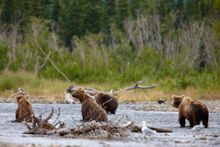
[106,0,116,22]
[1,0,15,25]
[84,0,107,33]
[9,0,31,35]
[58,0,89,51]
[42,0,53,19]
[52,0,60,22]
[115,0,130,29]
[31,0,44,17]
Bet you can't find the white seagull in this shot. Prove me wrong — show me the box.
[141,121,156,135]
[192,124,203,132]
[18,87,26,95]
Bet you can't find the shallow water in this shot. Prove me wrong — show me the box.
[0,103,220,147]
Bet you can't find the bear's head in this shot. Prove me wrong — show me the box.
[15,92,29,103]
[69,88,88,103]
[96,92,105,97]
[172,95,185,108]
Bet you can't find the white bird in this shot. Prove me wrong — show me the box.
[192,124,203,132]
[141,121,156,135]
[18,87,26,95]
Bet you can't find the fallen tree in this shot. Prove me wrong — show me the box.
[23,111,172,139]
[24,107,65,135]
[67,80,156,97]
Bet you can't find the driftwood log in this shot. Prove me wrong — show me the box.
[58,120,134,139]
[67,80,156,97]
[147,126,172,133]
[23,110,172,139]
[114,80,156,95]
[24,107,65,135]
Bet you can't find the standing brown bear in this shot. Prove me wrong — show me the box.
[68,88,107,122]
[172,95,209,128]
[14,92,34,122]
[95,92,118,114]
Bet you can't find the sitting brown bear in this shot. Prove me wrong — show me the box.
[69,88,107,122]
[95,93,118,114]
[14,92,34,122]
[172,95,209,128]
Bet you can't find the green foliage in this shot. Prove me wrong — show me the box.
[1,0,15,25]
[0,44,9,70]
[0,0,220,94]
[0,74,24,92]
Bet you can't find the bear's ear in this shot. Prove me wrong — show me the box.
[181,95,185,98]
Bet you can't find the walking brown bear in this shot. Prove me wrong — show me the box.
[172,95,209,128]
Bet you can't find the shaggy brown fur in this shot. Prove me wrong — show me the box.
[95,93,118,114]
[70,88,107,122]
[172,95,209,128]
[15,93,34,122]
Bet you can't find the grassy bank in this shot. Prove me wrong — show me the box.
[0,71,219,103]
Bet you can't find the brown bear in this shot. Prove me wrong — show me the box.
[95,92,118,114]
[14,92,34,122]
[172,95,209,128]
[69,88,107,122]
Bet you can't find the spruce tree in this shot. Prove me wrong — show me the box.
[1,0,15,25]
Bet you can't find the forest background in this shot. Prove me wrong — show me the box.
[0,0,220,102]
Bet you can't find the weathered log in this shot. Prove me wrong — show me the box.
[23,107,65,135]
[66,80,156,99]
[147,126,172,133]
[114,80,156,95]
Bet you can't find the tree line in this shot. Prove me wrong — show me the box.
[0,0,217,50]
[0,0,219,89]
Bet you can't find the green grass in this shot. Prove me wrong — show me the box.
[0,70,220,103]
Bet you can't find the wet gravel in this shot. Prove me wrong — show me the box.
[0,102,220,147]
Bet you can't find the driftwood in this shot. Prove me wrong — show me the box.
[67,80,156,97]
[130,125,172,133]
[23,109,172,139]
[147,126,172,133]
[24,107,65,135]
[58,120,133,139]
[113,80,156,95]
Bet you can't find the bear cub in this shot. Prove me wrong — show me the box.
[14,92,34,122]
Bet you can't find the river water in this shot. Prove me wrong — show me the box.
[0,103,220,147]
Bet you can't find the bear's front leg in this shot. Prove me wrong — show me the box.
[179,115,185,127]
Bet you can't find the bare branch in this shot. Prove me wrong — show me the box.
[44,107,54,122]
[53,107,61,125]
[114,81,156,94]
[24,122,32,130]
